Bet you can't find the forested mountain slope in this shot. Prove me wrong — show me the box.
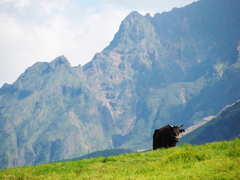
[180,100,240,145]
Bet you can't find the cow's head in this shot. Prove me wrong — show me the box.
[168,124,185,142]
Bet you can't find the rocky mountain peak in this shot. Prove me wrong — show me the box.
[106,11,155,52]
[124,11,143,21]
[50,55,71,70]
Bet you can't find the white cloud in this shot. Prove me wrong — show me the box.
[101,0,198,15]
[0,0,30,8]
[0,0,197,87]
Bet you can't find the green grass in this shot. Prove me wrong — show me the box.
[1,139,239,179]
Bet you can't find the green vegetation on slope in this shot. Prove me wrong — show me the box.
[1,139,239,179]
[180,101,240,145]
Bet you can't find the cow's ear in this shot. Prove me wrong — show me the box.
[180,129,185,133]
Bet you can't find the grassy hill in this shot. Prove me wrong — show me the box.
[0,139,239,179]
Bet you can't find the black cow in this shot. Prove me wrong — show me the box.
[153,124,185,150]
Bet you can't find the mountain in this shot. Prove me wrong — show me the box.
[1,0,240,169]
[0,56,114,168]
[180,100,240,145]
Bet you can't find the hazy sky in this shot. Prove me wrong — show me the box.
[0,0,197,87]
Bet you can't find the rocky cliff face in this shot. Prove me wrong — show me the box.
[0,56,113,168]
[0,0,240,169]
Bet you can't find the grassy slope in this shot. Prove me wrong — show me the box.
[0,139,239,180]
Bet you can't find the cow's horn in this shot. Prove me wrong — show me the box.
[178,124,184,128]
[168,124,174,128]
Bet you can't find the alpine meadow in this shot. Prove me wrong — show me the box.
[0,0,240,171]
[1,139,240,179]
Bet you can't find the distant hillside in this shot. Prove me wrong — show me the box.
[0,0,240,169]
[61,149,134,162]
[180,100,240,145]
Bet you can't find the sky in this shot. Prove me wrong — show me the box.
[0,0,197,87]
